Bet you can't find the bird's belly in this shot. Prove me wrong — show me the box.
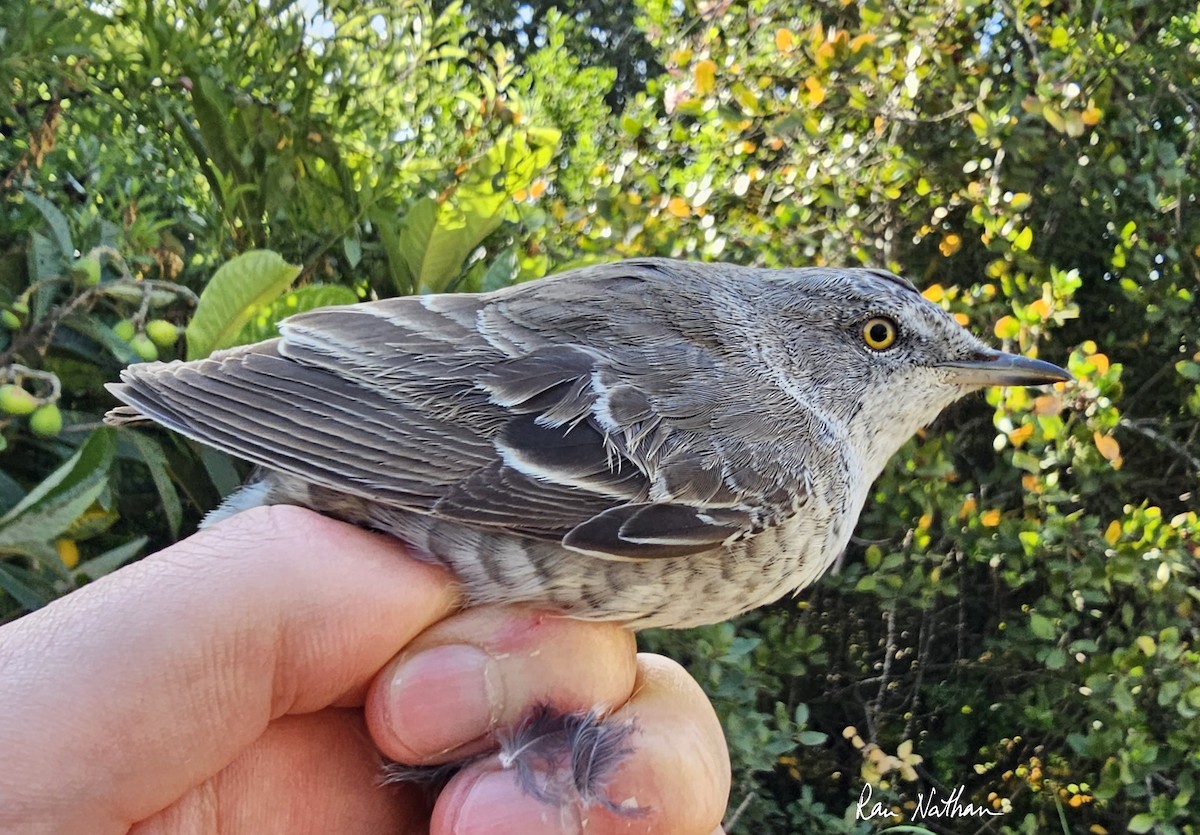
[373,504,839,630]
[266,473,845,630]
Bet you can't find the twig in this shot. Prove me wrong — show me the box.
[1118,418,1200,473]
[873,604,898,731]
[723,791,755,832]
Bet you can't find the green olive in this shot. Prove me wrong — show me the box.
[145,319,180,349]
[73,256,102,286]
[0,384,38,416]
[112,320,136,342]
[130,334,159,362]
[29,404,63,438]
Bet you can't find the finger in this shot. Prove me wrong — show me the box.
[366,605,637,764]
[431,653,730,835]
[129,711,429,835]
[0,505,459,834]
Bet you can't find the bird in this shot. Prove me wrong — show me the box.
[105,256,1070,807]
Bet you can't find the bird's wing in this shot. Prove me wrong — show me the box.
[107,270,810,560]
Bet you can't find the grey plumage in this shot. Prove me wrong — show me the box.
[106,257,1070,629]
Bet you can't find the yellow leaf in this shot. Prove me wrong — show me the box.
[1013,226,1034,251]
[959,496,977,519]
[1022,474,1042,493]
[666,197,691,218]
[1104,520,1121,545]
[918,512,933,530]
[775,28,795,52]
[1093,432,1120,462]
[939,233,962,257]
[694,59,717,95]
[1009,192,1032,210]
[1091,352,1110,373]
[994,315,1021,339]
[953,312,970,326]
[1029,298,1051,320]
[1043,105,1067,133]
[849,33,877,52]
[981,509,1002,527]
[529,179,547,198]
[1081,105,1103,125]
[922,283,945,303]
[805,76,826,106]
[55,538,80,570]
[1009,424,1034,447]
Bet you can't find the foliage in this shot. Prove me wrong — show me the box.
[2,0,1197,833]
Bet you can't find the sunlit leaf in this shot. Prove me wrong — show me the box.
[694,59,717,95]
[185,250,301,360]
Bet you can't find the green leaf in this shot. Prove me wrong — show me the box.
[370,207,412,295]
[1176,360,1200,382]
[234,284,359,345]
[0,430,113,523]
[28,231,61,286]
[75,536,147,580]
[1030,612,1056,640]
[481,248,520,292]
[22,191,74,258]
[198,445,242,498]
[1128,813,1157,833]
[798,730,828,746]
[185,250,302,360]
[0,562,53,610]
[1112,681,1135,713]
[399,128,559,294]
[342,236,363,269]
[794,703,809,726]
[1013,226,1034,252]
[0,430,115,546]
[0,469,25,516]
[125,432,183,538]
[396,197,451,293]
[60,313,143,365]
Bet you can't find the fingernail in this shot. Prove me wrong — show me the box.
[449,770,572,835]
[387,645,499,756]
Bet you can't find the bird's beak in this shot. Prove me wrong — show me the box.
[938,351,1073,388]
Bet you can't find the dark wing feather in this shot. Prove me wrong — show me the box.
[106,262,813,560]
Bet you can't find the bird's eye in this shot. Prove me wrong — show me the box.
[862,317,898,351]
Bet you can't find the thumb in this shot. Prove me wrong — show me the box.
[0,505,458,833]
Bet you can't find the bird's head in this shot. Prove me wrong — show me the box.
[754,266,1072,474]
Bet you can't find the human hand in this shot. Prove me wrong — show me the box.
[0,506,730,834]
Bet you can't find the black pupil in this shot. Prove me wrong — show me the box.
[869,322,891,344]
